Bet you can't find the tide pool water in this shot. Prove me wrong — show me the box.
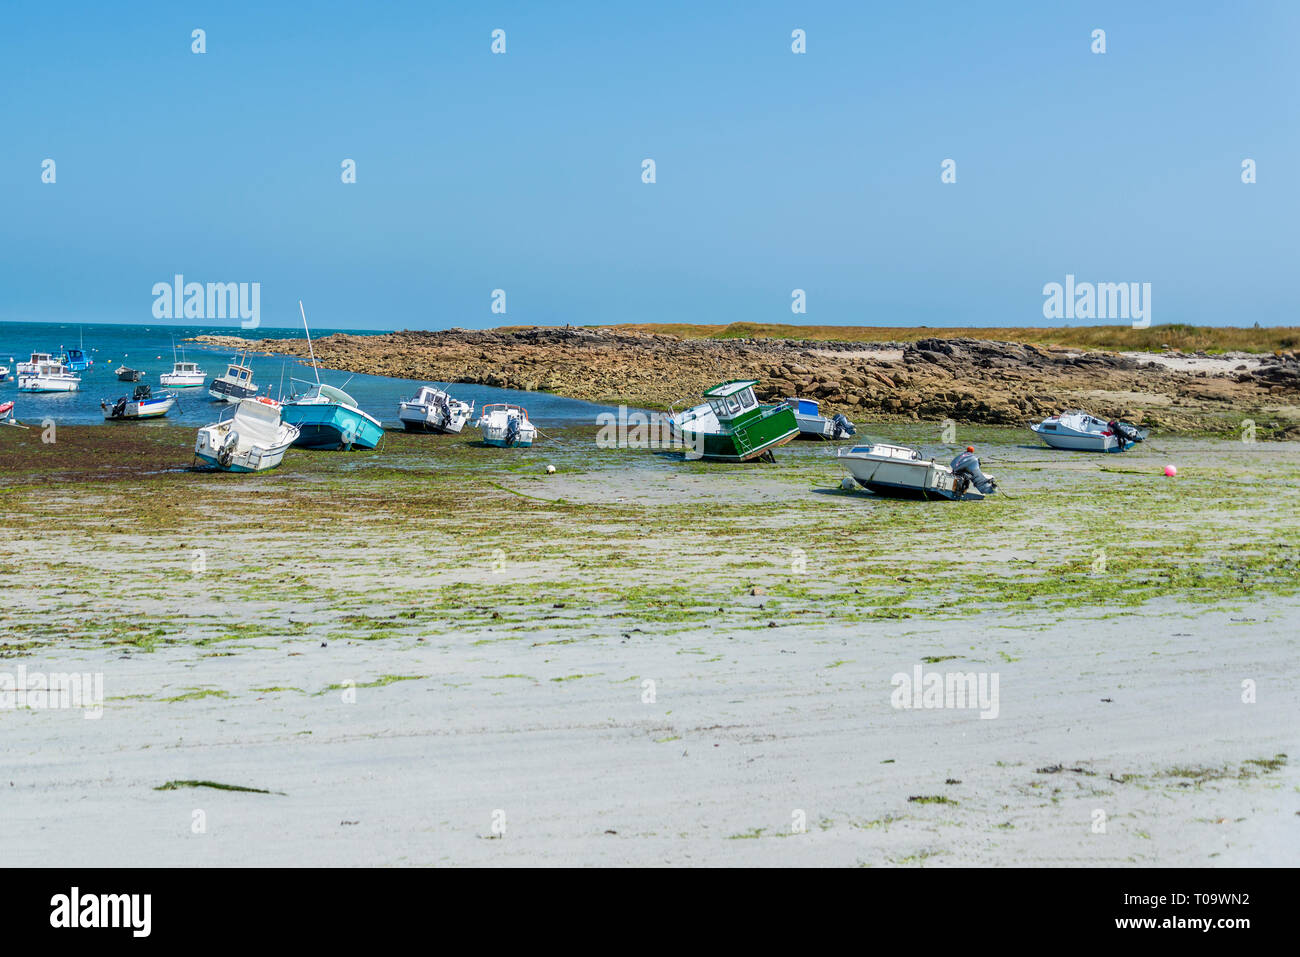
[0,321,615,427]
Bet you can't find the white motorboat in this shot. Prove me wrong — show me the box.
[162,361,206,388]
[16,352,57,376]
[0,365,9,382]
[838,443,997,500]
[161,337,206,387]
[194,396,299,472]
[399,385,475,434]
[102,385,177,420]
[209,354,259,402]
[478,403,537,447]
[1029,411,1147,452]
[781,397,856,440]
[18,361,81,393]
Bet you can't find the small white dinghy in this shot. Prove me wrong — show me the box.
[1030,411,1147,452]
[781,397,857,440]
[478,403,537,447]
[399,385,474,434]
[194,396,300,472]
[838,443,997,500]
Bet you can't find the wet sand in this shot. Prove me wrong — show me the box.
[2,424,1297,865]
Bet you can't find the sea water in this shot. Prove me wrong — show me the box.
[0,321,614,427]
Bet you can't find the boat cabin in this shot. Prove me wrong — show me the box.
[223,362,253,384]
[173,361,200,374]
[783,397,820,416]
[702,380,761,422]
[28,352,54,364]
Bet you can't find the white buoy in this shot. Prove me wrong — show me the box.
[545,465,556,474]
[840,477,855,490]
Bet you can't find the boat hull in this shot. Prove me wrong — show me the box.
[839,446,976,501]
[209,379,259,402]
[281,404,384,450]
[103,395,176,420]
[399,405,470,434]
[681,406,800,462]
[1029,426,1128,452]
[18,377,80,393]
[161,374,205,387]
[194,445,292,472]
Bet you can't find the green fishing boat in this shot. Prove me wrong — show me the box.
[670,380,800,462]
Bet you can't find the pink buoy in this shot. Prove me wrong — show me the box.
[1164,465,1177,477]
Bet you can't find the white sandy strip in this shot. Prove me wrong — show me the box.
[4,596,1295,866]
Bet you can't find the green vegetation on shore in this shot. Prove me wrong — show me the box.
[597,321,1300,354]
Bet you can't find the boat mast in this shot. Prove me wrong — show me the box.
[299,300,321,387]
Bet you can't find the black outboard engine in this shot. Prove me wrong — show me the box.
[830,413,856,439]
[505,416,521,446]
[111,397,128,418]
[1108,420,1144,447]
[950,449,997,495]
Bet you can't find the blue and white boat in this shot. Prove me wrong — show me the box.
[781,397,856,440]
[101,384,177,420]
[478,403,537,447]
[60,347,93,372]
[281,382,384,450]
[277,300,384,450]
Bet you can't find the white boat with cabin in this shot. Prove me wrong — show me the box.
[18,361,81,393]
[194,396,299,472]
[209,354,259,402]
[478,403,537,447]
[1029,411,1147,452]
[399,385,475,433]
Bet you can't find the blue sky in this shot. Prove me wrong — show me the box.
[2,1,1295,329]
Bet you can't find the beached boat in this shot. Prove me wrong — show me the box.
[17,361,81,393]
[478,403,537,447]
[839,443,997,500]
[194,396,299,472]
[1030,411,1147,452]
[0,401,13,422]
[398,385,475,434]
[116,366,143,382]
[671,380,800,462]
[101,384,177,420]
[16,352,57,376]
[281,382,384,449]
[781,397,856,440]
[209,354,259,402]
[277,301,384,450]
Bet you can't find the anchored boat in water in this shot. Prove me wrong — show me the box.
[839,443,997,500]
[781,397,856,440]
[399,385,475,434]
[116,366,143,382]
[102,384,176,420]
[161,339,206,388]
[209,353,259,402]
[18,361,80,393]
[671,380,799,461]
[478,403,537,447]
[1030,411,1147,452]
[16,352,57,377]
[60,347,93,372]
[194,396,299,472]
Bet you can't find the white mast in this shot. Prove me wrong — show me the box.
[299,300,321,386]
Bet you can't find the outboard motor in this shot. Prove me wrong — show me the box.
[505,415,521,446]
[830,413,857,439]
[1108,420,1144,448]
[111,397,128,419]
[950,447,997,495]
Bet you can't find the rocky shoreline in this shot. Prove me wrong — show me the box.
[194,326,1300,435]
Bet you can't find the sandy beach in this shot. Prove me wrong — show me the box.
[3,423,1296,866]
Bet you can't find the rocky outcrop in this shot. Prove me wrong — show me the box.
[193,327,1299,434]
